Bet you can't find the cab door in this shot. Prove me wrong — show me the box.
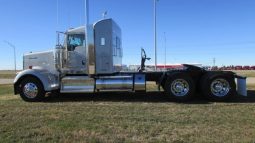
[65,34,86,73]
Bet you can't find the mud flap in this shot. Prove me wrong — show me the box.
[236,76,247,96]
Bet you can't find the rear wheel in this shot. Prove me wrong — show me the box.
[200,73,236,101]
[164,73,195,102]
[19,77,45,102]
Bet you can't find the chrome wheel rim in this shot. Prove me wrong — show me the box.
[210,78,230,97]
[171,79,190,97]
[23,83,38,98]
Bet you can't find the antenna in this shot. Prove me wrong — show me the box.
[102,11,107,19]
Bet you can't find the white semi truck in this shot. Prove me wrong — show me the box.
[14,18,247,102]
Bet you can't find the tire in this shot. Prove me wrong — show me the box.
[164,73,195,102]
[200,73,236,101]
[19,77,45,102]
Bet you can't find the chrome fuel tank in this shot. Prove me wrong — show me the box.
[96,76,133,91]
[61,76,94,93]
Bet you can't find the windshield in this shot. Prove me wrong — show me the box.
[67,34,85,51]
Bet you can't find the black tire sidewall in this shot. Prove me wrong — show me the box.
[20,77,45,102]
[201,74,236,101]
[164,73,195,102]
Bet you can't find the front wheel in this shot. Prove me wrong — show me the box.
[19,77,45,102]
[164,73,195,102]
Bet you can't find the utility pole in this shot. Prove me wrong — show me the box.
[164,32,166,70]
[154,0,159,71]
[213,58,216,67]
[3,40,16,73]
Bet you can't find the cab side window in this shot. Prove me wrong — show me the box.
[67,34,85,51]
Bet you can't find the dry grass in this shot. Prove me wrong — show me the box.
[0,71,255,142]
[0,84,255,142]
[1,94,255,142]
[232,70,255,77]
[0,70,17,79]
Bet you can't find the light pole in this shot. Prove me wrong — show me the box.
[3,40,16,73]
[85,0,89,25]
[154,0,159,71]
[164,32,166,70]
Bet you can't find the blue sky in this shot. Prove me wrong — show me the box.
[0,0,254,70]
